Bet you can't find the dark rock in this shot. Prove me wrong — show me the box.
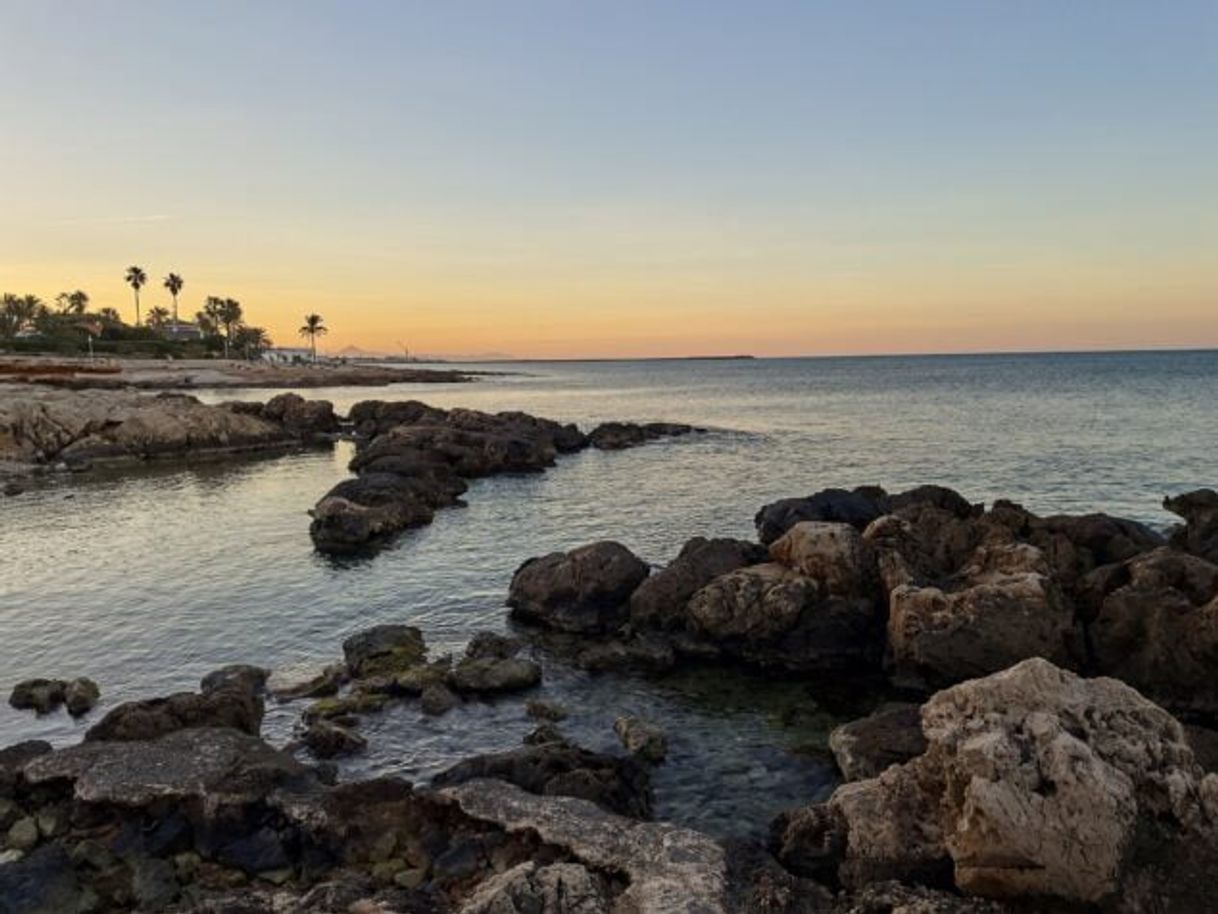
[448,657,541,695]
[1165,488,1218,563]
[420,684,460,716]
[131,854,180,908]
[8,679,66,715]
[828,703,927,781]
[464,631,524,661]
[0,843,87,914]
[576,637,676,673]
[508,541,649,634]
[755,487,887,545]
[685,563,879,673]
[461,861,611,914]
[588,421,692,450]
[85,684,263,742]
[755,485,976,546]
[63,677,100,716]
[525,700,568,722]
[613,716,667,763]
[303,719,367,758]
[200,664,268,696]
[0,741,52,793]
[268,664,345,701]
[523,723,567,746]
[1088,547,1218,715]
[433,740,652,819]
[1185,724,1218,772]
[629,536,767,629]
[262,392,339,437]
[215,826,290,875]
[343,624,427,678]
[25,727,317,808]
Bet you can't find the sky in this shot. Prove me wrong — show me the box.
[1,1,1216,359]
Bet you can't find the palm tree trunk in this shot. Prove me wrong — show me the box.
[134,289,141,326]
[171,294,178,326]
[311,334,317,363]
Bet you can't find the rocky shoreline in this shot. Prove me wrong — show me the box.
[0,357,478,390]
[4,478,1218,911]
[0,387,698,504]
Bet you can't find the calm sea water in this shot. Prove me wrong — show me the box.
[2,350,1216,836]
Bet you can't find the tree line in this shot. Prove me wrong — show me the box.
[1,265,272,359]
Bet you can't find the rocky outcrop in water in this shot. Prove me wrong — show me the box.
[0,386,340,480]
[309,402,699,554]
[8,677,98,717]
[508,485,1218,729]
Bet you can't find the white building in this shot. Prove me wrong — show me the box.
[263,346,314,364]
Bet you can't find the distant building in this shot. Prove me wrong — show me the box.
[163,321,204,341]
[263,346,313,364]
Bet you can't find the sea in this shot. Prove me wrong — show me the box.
[2,350,1216,837]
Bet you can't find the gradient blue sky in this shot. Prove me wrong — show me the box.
[2,1,1216,356]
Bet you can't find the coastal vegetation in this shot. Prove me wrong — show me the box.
[0,266,275,359]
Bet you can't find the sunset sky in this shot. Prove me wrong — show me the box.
[2,2,1216,359]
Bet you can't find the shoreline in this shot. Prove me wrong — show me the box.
[0,355,481,390]
[3,476,1217,911]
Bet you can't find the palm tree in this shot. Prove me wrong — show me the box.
[299,313,327,363]
[219,298,243,357]
[146,306,171,330]
[97,307,123,324]
[56,290,89,315]
[1,294,46,340]
[234,325,272,359]
[125,266,147,325]
[163,273,184,326]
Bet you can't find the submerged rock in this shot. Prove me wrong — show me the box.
[303,719,367,758]
[587,421,694,450]
[614,716,668,764]
[509,541,650,634]
[525,699,568,722]
[420,683,461,716]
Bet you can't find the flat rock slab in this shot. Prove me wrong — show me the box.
[23,726,313,807]
[441,778,726,914]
